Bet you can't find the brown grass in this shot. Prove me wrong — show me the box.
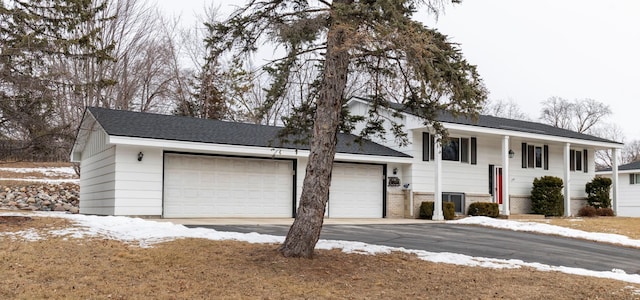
[533,217,640,240]
[0,161,72,168]
[0,216,638,299]
[0,161,77,181]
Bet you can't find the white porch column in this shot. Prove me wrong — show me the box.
[433,135,444,221]
[612,148,619,214]
[563,143,571,217]
[501,136,510,216]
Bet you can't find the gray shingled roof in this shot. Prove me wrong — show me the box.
[367,99,620,145]
[599,161,640,172]
[85,107,411,158]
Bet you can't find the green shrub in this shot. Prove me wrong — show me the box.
[468,202,499,217]
[596,207,615,217]
[585,177,612,209]
[419,201,455,220]
[578,206,597,217]
[530,176,564,217]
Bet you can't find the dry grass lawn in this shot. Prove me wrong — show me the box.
[1,215,639,299]
[0,161,77,182]
[532,217,640,240]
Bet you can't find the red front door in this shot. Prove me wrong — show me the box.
[496,167,503,205]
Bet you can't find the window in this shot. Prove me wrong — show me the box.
[460,138,469,163]
[522,143,548,169]
[424,134,476,164]
[442,138,460,161]
[535,146,542,168]
[570,149,586,172]
[443,192,465,214]
[631,174,640,185]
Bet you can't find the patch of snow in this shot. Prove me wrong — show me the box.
[0,167,76,176]
[0,166,77,183]
[625,286,640,295]
[0,178,79,183]
[450,216,640,248]
[0,229,43,241]
[2,212,640,285]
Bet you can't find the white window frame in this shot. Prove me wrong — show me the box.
[630,173,640,185]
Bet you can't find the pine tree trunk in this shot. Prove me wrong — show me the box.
[279,1,352,258]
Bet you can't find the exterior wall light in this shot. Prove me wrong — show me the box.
[137,151,144,161]
[508,149,515,158]
[393,167,398,175]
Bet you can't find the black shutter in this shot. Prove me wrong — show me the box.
[471,137,477,165]
[631,174,635,185]
[521,143,527,168]
[430,135,435,160]
[570,150,576,171]
[583,149,588,173]
[543,145,549,170]
[489,164,494,195]
[422,132,430,161]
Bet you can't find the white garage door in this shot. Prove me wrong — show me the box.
[328,163,384,218]
[163,154,294,218]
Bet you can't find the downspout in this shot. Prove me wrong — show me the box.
[409,185,414,217]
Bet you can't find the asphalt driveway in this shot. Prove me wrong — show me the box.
[186,223,640,274]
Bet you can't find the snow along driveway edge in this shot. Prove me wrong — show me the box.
[2,212,640,285]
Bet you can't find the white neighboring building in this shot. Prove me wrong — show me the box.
[598,161,640,217]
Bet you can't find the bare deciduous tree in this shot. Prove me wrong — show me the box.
[540,96,573,130]
[481,98,531,120]
[591,123,625,169]
[540,97,611,134]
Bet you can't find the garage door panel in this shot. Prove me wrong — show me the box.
[163,154,293,218]
[328,163,383,218]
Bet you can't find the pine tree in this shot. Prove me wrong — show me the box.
[208,0,487,257]
[0,0,113,159]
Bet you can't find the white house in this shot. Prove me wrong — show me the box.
[346,98,623,219]
[70,107,411,219]
[71,102,623,219]
[597,161,640,217]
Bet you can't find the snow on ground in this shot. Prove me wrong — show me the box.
[452,217,640,248]
[0,166,78,183]
[0,167,76,177]
[1,212,639,285]
[0,178,79,184]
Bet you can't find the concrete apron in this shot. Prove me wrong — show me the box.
[149,218,438,226]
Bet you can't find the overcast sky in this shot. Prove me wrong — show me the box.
[158,0,640,141]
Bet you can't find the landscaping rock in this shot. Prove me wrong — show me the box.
[0,183,79,213]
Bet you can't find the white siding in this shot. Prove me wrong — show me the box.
[383,130,597,211]
[348,101,412,154]
[113,146,163,216]
[602,173,640,217]
[79,128,116,215]
[407,131,493,196]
